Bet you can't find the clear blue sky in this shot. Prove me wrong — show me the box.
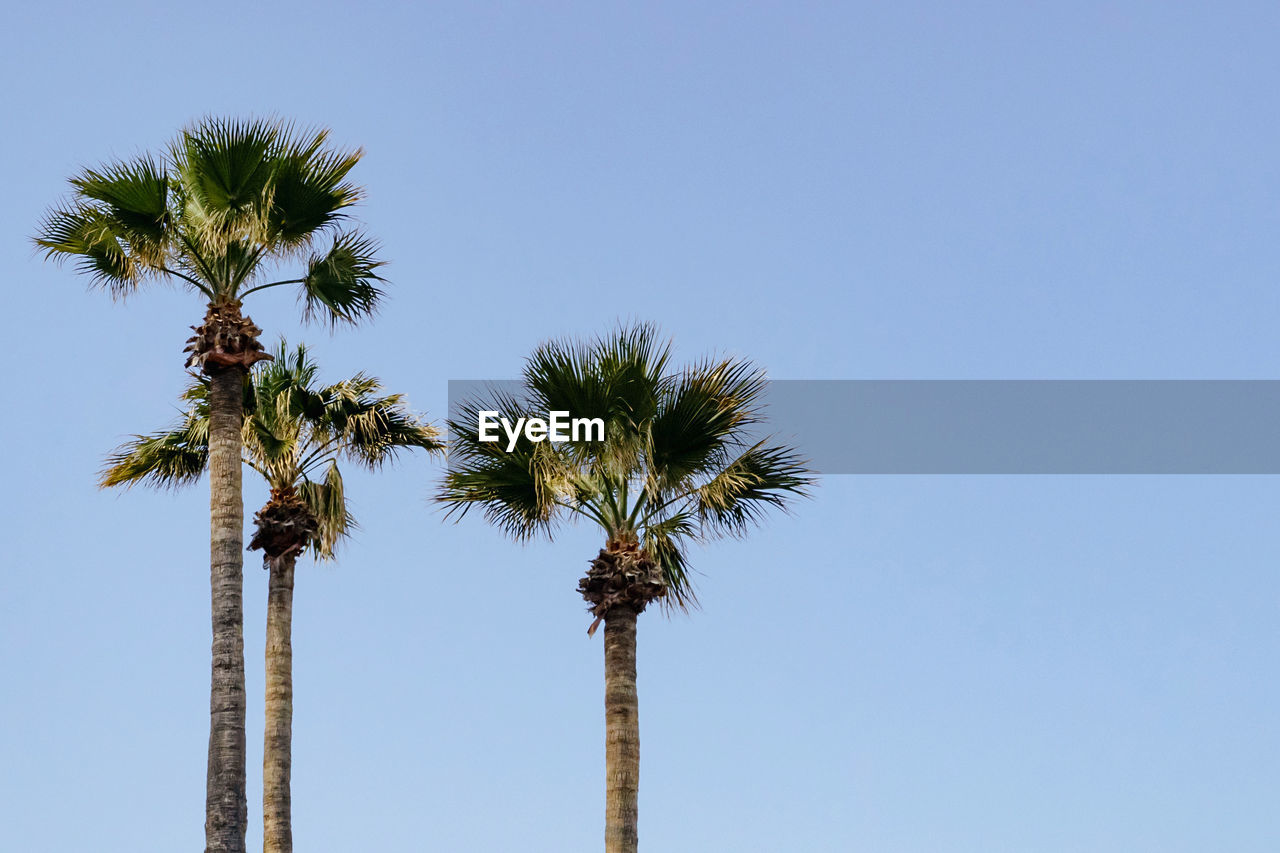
[4,2,1279,850]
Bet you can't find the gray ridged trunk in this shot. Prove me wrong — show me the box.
[263,555,296,853]
[604,605,640,853]
[206,365,247,853]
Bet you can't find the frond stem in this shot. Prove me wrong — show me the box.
[626,490,650,527]
[177,232,223,293]
[556,498,611,531]
[231,245,268,293]
[239,278,304,298]
[296,434,345,474]
[160,267,215,299]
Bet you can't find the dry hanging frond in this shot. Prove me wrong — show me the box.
[184,301,273,373]
[248,487,319,569]
[578,539,666,636]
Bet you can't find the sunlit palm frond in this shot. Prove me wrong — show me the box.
[592,323,670,417]
[439,457,558,540]
[298,460,355,560]
[100,419,209,490]
[172,116,280,250]
[242,392,301,483]
[524,337,601,419]
[693,441,811,536]
[338,396,443,470]
[646,356,767,491]
[524,324,668,428]
[522,325,666,486]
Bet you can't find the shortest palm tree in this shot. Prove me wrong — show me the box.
[440,324,812,853]
[102,341,443,853]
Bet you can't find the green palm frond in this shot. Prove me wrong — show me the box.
[35,154,174,297]
[101,415,209,490]
[646,357,767,492]
[35,203,144,295]
[336,393,443,469]
[172,116,279,248]
[243,390,302,483]
[268,129,363,249]
[440,395,564,540]
[67,156,170,267]
[301,231,386,326]
[524,325,667,433]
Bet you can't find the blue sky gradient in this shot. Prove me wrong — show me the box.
[3,2,1279,850]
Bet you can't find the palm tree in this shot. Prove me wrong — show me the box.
[35,117,386,853]
[102,341,443,853]
[439,324,812,853]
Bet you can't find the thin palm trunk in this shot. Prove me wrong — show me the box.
[604,605,640,853]
[263,554,296,853]
[206,364,247,853]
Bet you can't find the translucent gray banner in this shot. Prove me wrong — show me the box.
[447,380,1280,474]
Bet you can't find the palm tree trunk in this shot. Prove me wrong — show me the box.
[206,365,247,853]
[604,605,640,853]
[263,554,296,853]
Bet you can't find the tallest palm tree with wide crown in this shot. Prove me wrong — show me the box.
[35,117,386,853]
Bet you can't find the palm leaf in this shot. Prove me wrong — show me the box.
[101,420,209,490]
[172,116,279,246]
[68,155,170,266]
[268,129,363,249]
[693,441,812,536]
[647,357,768,492]
[298,460,355,559]
[440,393,564,539]
[34,203,145,296]
[301,231,386,326]
[642,512,699,611]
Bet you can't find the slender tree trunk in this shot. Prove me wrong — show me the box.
[604,605,640,853]
[206,365,247,853]
[263,554,296,853]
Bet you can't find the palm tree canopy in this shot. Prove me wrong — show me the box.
[439,324,813,609]
[102,340,443,559]
[35,117,384,325]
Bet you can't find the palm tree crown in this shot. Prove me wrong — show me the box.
[440,323,812,618]
[35,117,385,368]
[103,340,443,559]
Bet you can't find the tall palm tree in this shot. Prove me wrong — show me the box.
[35,118,386,853]
[439,324,812,853]
[102,341,443,853]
